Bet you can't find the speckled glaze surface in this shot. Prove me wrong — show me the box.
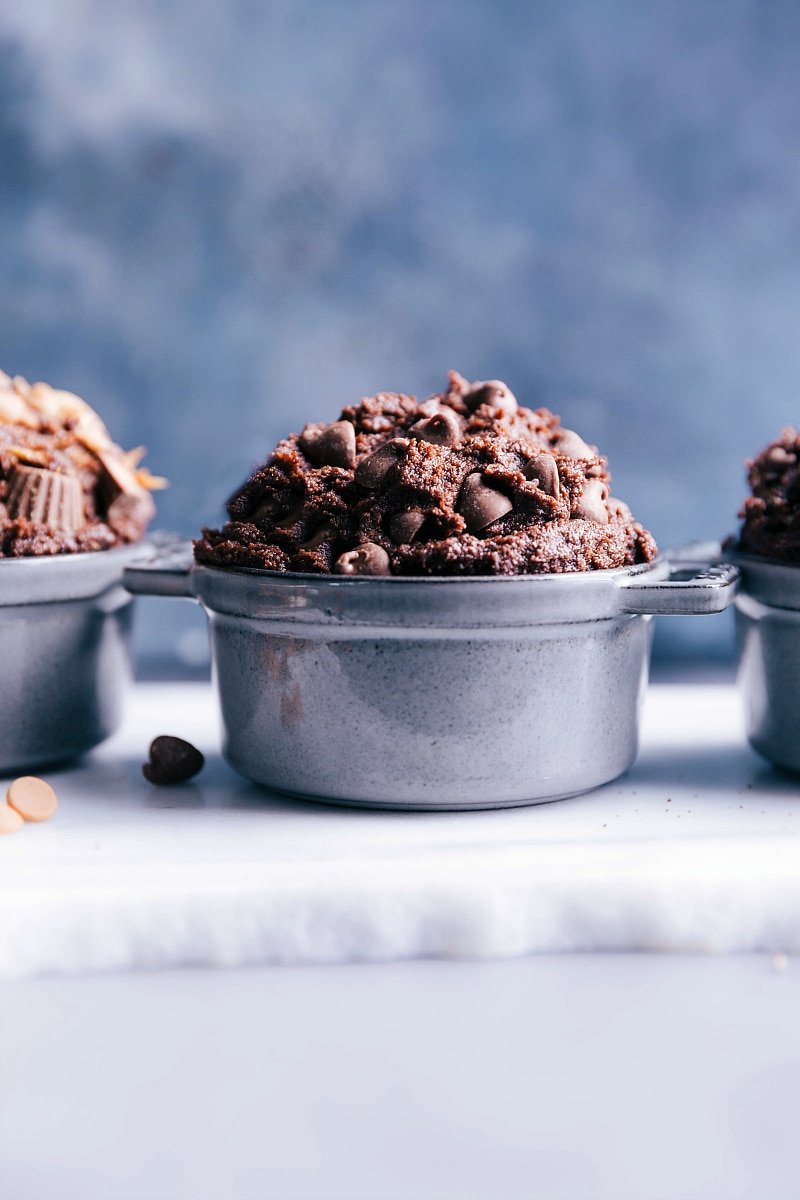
[125,547,738,809]
[210,608,652,808]
[729,554,800,775]
[0,545,147,773]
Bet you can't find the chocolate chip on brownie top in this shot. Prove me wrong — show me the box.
[195,371,657,576]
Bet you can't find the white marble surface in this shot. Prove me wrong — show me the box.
[1,681,799,979]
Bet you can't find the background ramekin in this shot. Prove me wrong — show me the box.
[727,552,800,775]
[0,544,149,773]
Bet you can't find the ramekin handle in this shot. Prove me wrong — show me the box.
[123,535,196,599]
[615,561,740,615]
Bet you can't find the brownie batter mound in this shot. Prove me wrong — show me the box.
[732,427,800,562]
[196,371,657,576]
[0,371,164,557]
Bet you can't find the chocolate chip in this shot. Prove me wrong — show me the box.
[522,452,560,498]
[555,429,595,459]
[464,380,518,417]
[299,421,356,469]
[573,478,609,524]
[334,542,391,575]
[767,446,794,465]
[143,736,205,785]
[408,409,462,447]
[457,473,513,532]
[389,511,426,544]
[354,439,407,490]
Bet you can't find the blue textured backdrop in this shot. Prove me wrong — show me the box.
[2,0,799,668]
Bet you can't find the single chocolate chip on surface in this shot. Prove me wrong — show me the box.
[457,473,514,532]
[299,421,356,469]
[555,429,595,459]
[354,439,407,490]
[143,736,205,785]
[464,380,518,417]
[389,510,426,544]
[334,542,391,575]
[523,452,560,498]
[408,409,462,447]
[573,479,609,524]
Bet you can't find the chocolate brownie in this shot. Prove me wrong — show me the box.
[195,371,657,576]
[732,427,800,562]
[0,371,164,556]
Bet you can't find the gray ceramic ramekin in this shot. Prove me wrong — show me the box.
[0,544,149,773]
[125,546,738,809]
[727,553,800,774]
